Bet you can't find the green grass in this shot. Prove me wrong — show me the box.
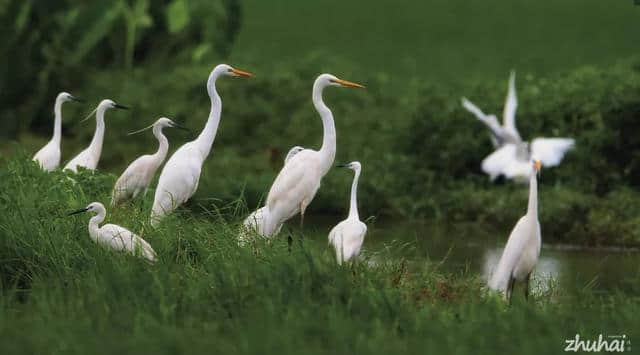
[0,158,638,354]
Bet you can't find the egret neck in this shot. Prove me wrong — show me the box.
[88,104,108,161]
[527,170,538,218]
[348,167,361,220]
[194,71,223,160]
[313,79,336,174]
[52,96,64,144]
[151,124,169,166]
[88,205,106,242]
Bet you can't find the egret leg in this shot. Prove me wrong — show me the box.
[507,277,515,305]
[287,235,293,254]
[524,273,531,301]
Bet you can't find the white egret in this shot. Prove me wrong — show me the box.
[488,160,542,302]
[461,71,574,181]
[111,117,189,206]
[328,161,367,264]
[150,64,252,226]
[32,92,83,171]
[64,99,129,173]
[242,145,306,237]
[68,202,157,262]
[260,74,365,237]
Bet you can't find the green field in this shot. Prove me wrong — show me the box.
[1,1,640,354]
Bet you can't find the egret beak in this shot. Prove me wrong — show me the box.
[70,96,85,103]
[127,123,155,136]
[114,103,129,110]
[336,163,349,168]
[534,160,542,176]
[331,78,365,89]
[231,68,253,77]
[68,207,89,216]
[79,107,98,123]
[171,122,191,133]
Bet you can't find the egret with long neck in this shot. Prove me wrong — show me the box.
[111,117,188,206]
[32,92,82,171]
[488,160,542,302]
[328,161,367,264]
[64,99,128,173]
[68,202,157,262]
[150,64,253,226]
[261,74,365,237]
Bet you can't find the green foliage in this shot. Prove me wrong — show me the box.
[0,157,637,354]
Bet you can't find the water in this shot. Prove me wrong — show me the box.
[305,218,640,295]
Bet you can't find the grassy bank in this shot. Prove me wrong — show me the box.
[0,160,638,354]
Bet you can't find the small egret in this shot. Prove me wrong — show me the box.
[488,160,542,302]
[328,161,367,264]
[111,117,189,206]
[68,202,157,262]
[150,64,252,226]
[261,74,365,237]
[461,71,574,181]
[32,92,83,171]
[242,145,306,237]
[64,99,129,173]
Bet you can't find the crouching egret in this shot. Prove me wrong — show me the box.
[111,118,189,206]
[488,160,542,302]
[328,162,367,264]
[241,146,305,238]
[461,71,574,181]
[33,92,83,171]
[64,99,129,173]
[150,64,253,226]
[68,202,157,262]
[260,74,365,237]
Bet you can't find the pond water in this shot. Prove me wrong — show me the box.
[303,218,639,295]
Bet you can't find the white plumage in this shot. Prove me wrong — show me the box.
[488,160,542,301]
[150,64,252,226]
[111,117,187,206]
[69,202,157,262]
[64,99,128,173]
[328,161,367,264]
[260,74,365,238]
[33,92,82,171]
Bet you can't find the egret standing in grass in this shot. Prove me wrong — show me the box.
[150,64,253,226]
[488,160,542,302]
[111,117,189,206]
[261,74,365,238]
[461,71,574,181]
[328,161,367,264]
[242,145,305,237]
[32,92,83,171]
[64,99,129,173]
[68,202,157,262]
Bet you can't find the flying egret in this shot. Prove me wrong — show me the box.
[150,64,252,226]
[32,92,83,171]
[461,71,574,181]
[68,202,157,262]
[111,117,189,206]
[328,161,367,264]
[488,160,542,302]
[261,74,365,237]
[242,145,306,237]
[64,99,129,173]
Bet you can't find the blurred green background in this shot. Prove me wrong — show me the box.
[1,0,640,245]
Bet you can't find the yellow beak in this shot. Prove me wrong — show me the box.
[534,160,542,172]
[231,68,253,77]
[332,78,365,89]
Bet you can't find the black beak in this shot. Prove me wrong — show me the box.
[67,207,89,216]
[70,96,85,103]
[114,104,129,110]
[336,163,348,168]
[171,122,191,133]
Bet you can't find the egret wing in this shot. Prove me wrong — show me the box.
[488,216,531,291]
[530,138,575,167]
[502,71,521,141]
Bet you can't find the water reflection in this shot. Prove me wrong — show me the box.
[482,247,561,294]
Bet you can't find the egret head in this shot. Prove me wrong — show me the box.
[57,92,84,104]
[284,146,305,164]
[316,74,365,89]
[100,99,129,111]
[533,159,542,175]
[207,64,253,95]
[68,202,105,216]
[337,161,362,172]
[128,117,190,135]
